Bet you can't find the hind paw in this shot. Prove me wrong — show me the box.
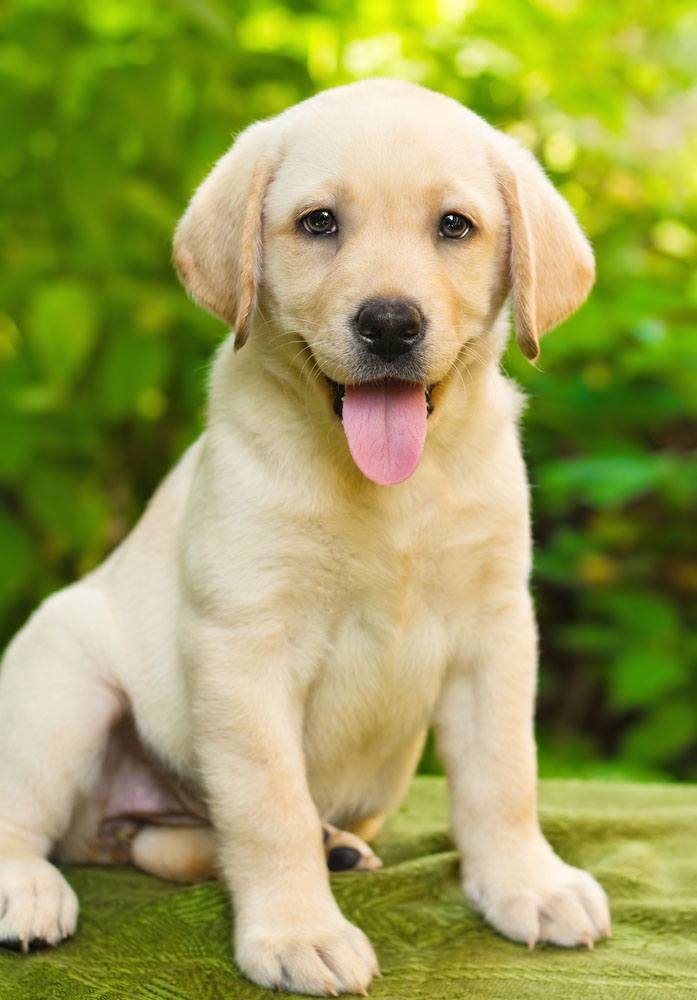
[322,824,382,873]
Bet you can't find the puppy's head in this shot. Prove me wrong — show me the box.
[174,80,593,485]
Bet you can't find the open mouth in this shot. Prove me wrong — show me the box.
[330,381,434,420]
[328,378,435,487]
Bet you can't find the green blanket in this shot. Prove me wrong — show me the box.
[2,778,696,999]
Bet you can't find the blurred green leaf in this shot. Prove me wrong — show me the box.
[95,334,171,419]
[610,648,685,709]
[26,281,98,386]
[538,455,687,508]
[0,512,35,613]
[623,701,696,765]
[24,465,108,554]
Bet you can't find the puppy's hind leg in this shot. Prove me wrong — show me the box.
[0,585,123,951]
[130,825,218,884]
[129,821,385,884]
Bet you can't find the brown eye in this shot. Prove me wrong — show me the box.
[439,213,473,239]
[301,209,338,235]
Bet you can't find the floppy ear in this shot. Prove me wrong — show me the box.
[492,138,595,361]
[173,120,279,348]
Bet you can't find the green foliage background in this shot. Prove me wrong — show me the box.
[1,0,696,780]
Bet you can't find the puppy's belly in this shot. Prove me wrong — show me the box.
[302,613,448,826]
[305,725,428,831]
[57,716,207,865]
[96,718,206,824]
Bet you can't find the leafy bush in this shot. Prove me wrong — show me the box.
[1,0,695,779]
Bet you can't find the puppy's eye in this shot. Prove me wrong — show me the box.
[439,213,473,239]
[301,209,338,236]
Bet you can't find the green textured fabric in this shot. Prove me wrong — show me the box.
[2,777,696,999]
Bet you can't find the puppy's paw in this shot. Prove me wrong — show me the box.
[236,916,378,996]
[465,840,610,949]
[322,824,383,873]
[0,857,78,951]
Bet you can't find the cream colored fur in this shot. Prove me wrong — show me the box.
[0,80,608,995]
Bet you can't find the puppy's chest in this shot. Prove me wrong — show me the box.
[305,538,452,752]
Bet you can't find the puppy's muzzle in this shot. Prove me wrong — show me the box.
[353,297,424,362]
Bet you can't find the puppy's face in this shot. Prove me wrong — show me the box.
[262,98,507,392]
[174,81,594,485]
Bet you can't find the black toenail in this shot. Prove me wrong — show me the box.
[0,938,23,952]
[0,937,51,952]
[327,846,361,871]
[30,938,50,951]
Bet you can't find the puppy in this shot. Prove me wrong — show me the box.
[0,79,610,995]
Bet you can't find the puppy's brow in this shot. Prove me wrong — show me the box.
[293,196,337,220]
[436,188,488,230]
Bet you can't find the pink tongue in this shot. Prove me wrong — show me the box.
[341,381,427,486]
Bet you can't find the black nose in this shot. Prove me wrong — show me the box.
[354,298,424,361]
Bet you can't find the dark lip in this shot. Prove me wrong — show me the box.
[328,378,435,420]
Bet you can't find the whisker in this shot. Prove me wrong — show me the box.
[289,343,314,368]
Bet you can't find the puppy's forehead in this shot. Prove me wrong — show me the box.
[270,88,500,216]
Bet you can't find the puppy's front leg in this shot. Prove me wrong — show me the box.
[185,619,377,997]
[434,594,610,949]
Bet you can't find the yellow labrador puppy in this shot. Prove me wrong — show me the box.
[0,79,610,995]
